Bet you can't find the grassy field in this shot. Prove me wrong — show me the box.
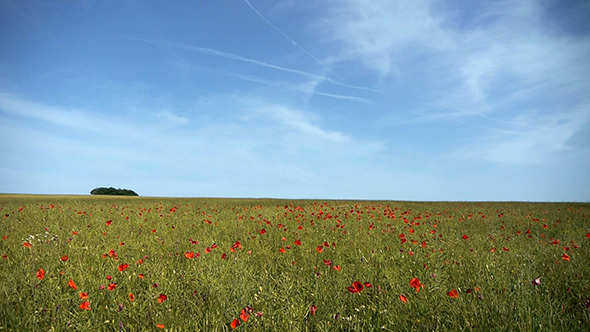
[0,195,588,331]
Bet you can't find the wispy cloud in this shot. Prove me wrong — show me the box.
[243,0,343,81]
[456,107,590,165]
[122,35,373,92]
[248,101,352,143]
[221,71,373,105]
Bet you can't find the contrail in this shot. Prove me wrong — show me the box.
[222,71,374,105]
[243,0,343,82]
[121,35,375,92]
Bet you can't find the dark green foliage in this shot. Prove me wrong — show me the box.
[89,187,138,196]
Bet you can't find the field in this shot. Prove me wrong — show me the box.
[0,195,588,331]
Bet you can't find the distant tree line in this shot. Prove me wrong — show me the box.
[90,187,138,196]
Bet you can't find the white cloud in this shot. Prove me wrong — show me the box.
[456,107,590,165]
[322,0,450,76]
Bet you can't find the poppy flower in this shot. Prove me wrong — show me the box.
[347,281,364,293]
[447,289,459,298]
[106,275,112,281]
[138,274,144,279]
[364,282,373,288]
[107,283,117,291]
[36,268,45,280]
[400,294,407,303]
[221,253,227,259]
[185,252,194,259]
[118,263,129,272]
[309,304,317,315]
[294,239,301,246]
[129,293,135,301]
[157,294,167,303]
[333,265,341,271]
[106,220,112,226]
[230,319,240,329]
[68,279,78,290]
[156,324,165,329]
[60,255,68,262]
[562,253,570,261]
[79,301,91,310]
[316,245,323,253]
[240,310,249,322]
[462,234,469,240]
[323,259,331,266]
[23,242,32,248]
[205,247,211,254]
[279,247,286,253]
[409,278,422,293]
[79,292,89,300]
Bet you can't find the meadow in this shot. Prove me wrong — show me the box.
[0,195,588,331]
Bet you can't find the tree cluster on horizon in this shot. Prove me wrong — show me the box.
[90,187,138,196]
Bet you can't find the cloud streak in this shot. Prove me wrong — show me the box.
[243,0,343,81]
[122,35,374,92]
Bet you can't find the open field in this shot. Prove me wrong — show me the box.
[1,195,588,331]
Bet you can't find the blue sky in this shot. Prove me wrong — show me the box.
[1,0,589,201]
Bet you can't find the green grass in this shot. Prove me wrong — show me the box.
[1,195,588,331]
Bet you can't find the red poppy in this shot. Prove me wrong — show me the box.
[333,265,341,271]
[185,252,194,259]
[36,268,45,280]
[240,310,249,322]
[157,294,167,303]
[562,253,570,261]
[309,304,317,315]
[260,229,266,235]
[106,275,112,281]
[447,289,459,298]
[118,263,129,272]
[230,318,240,329]
[23,242,32,248]
[79,301,91,310]
[323,259,331,266]
[221,253,227,259]
[294,239,301,246]
[279,247,286,253]
[462,234,469,240]
[68,279,78,290]
[409,278,422,293]
[107,283,117,291]
[205,247,211,254]
[400,294,407,303]
[586,233,590,238]
[316,245,323,253]
[106,220,112,226]
[156,324,165,329]
[129,293,135,301]
[138,274,144,279]
[347,281,364,293]
[364,282,373,288]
